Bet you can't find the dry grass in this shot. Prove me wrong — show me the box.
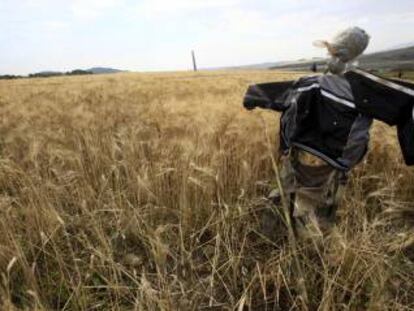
[0,70,413,310]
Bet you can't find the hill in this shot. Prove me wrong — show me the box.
[231,45,414,72]
[270,45,414,71]
[0,67,125,80]
[87,67,124,74]
[358,45,414,71]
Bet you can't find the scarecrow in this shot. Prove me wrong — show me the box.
[243,27,414,238]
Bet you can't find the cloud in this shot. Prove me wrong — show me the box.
[70,0,124,19]
[191,6,374,68]
[134,0,240,19]
[2,0,414,74]
[43,20,69,31]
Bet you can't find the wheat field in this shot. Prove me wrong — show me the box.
[0,70,413,310]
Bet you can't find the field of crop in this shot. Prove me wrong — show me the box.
[0,70,413,310]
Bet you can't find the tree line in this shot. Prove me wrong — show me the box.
[0,69,93,80]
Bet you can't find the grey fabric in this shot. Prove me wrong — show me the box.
[327,58,347,75]
[318,74,354,101]
[278,149,346,236]
[339,115,373,168]
[280,92,299,150]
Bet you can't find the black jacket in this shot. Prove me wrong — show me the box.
[243,69,414,170]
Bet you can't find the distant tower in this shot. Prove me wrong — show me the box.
[191,50,198,72]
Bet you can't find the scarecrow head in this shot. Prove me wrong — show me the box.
[314,27,370,74]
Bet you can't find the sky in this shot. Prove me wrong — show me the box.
[1,0,414,75]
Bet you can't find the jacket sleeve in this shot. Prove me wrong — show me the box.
[243,80,294,111]
[345,69,414,125]
[388,78,414,89]
[397,107,414,165]
[346,69,414,166]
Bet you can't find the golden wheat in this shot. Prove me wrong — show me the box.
[0,70,413,310]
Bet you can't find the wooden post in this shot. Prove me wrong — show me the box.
[191,50,197,72]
